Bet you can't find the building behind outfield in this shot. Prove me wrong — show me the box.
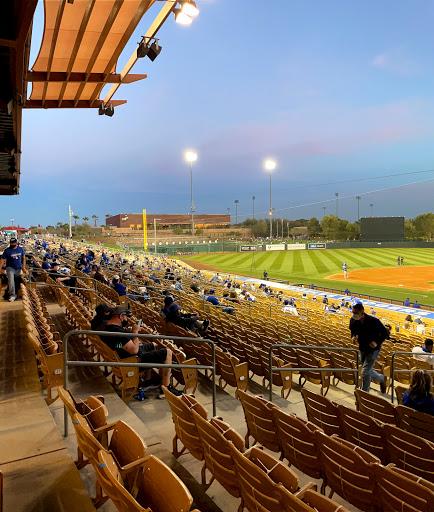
[106,213,231,230]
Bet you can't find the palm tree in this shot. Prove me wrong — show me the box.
[82,216,89,224]
[92,214,98,227]
[73,214,79,227]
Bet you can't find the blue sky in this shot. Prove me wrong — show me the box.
[4,0,434,227]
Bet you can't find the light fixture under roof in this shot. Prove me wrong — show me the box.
[174,10,193,25]
[181,1,199,17]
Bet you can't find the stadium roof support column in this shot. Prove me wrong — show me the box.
[101,0,175,108]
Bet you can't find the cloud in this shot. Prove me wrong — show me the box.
[371,48,417,74]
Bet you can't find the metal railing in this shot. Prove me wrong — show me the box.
[62,330,216,436]
[391,350,434,403]
[268,344,360,401]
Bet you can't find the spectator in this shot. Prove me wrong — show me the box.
[1,238,27,302]
[101,306,182,398]
[49,262,78,293]
[412,338,434,367]
[42,256,51,270]
[263,270,268,280]
[322,295,328,305]
[206,289,219,306]
[349,303,389,393]
[404,298,410,307]
[174,277,183,291]
[94,266,108,284]
[160,296,209,333]
[414,316,423,325]
[413,300,421,309]
[91,303,113,331]
[402,371,434,416]
[190,282,199,293]
[384,324,397,343]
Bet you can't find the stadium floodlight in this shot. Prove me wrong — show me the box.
[264,159,276,237]
[175,1,199,24]
[137,38,162,61]
[185,150,198,236]
[181,1,199,17]
[174,10,193,24]
[234,200,239,224]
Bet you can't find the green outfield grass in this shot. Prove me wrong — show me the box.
[177,248,434,306]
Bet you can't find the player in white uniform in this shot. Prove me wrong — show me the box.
[342,262,348,279]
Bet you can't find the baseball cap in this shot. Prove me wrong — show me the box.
[51,262,60,268]
[112,306,129,316]
[95,303,113,315]
[164,295,176,306]
[10,238,17,243]
[113,275,120,279]
[209,289,215,294]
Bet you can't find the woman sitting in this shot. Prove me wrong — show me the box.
[402,370,434,416]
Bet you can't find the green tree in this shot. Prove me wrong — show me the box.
[307,217,322,236]
[414,213,434,239]
[252,220,268,237]
[405,219,417,239]
[92,214,99,227]
[46,225,55,231]
[105,214,111,218]
[72,214,79,227]
[82,216,89,224]
[172,227,183,235]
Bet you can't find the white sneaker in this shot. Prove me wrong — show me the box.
[8,295,16,302]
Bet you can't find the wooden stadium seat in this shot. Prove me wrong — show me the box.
[0,470,2,512]
[316,431,380,511]
[396,404,434,443]
[337,403,387,463]
[241,343,265,380]
[94,450,200,512]
[354,388,397,424]
[294,488,351,512]
[229,444,304,512]
[273,408,322,479]
[383,424,434,483]
[372,463,434,512]
[162,387,208,459]
[58,386,107,429]
[237,389,280,452]
[297,350,331,396]
[301,389,343,436]
[330,352,360,388]
[258,349,293,399]
[72,412,147,505]
[394,385,408,405]
[215,348,248,394]
[192,410,244,496]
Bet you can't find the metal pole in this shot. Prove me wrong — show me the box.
[269,171,272,238]
[335,192,339,218]
[154,218,157,255]
[356,196,361,221]
[190,162,195,236]
[68,205,72,238]
[252,196,255,219]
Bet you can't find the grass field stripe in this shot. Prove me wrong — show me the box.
[348,249,394,267]
[292,250,305,274]
[331,249,371,268]
[317,249,348,270]
[311,249,341,272]
[305,250,329,273]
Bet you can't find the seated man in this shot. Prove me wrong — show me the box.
[49,262,78,293]
[91,303,113,331]
[101,306,181,398]
[161,296,209,333]
[412,338,434,367]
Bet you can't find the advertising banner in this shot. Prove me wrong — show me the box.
[286,244,306,251]
[308,243,326,249]
[240,245,257,251]
[265,244,285,251]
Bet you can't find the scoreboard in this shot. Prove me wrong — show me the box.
[360,217,405,242]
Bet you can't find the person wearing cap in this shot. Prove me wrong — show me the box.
[206,289,219,306]
[161,296,209,333]
[1,238,27,302]
[49,262,78,292]
[101,306,182,398]
[412,338,434,367]
[404,298,411,307]
[91,303,113,331]
[94,266,108,284]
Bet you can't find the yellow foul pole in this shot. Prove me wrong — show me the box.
[143,209,148,251]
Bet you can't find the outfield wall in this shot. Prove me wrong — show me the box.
[325,241,434,249]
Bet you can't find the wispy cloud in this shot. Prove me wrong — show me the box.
[371,48,417,74]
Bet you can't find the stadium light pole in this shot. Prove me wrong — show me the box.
[335,193,339,218]
[264,159,276,238]
[154,217,161,255]
[185,150,197,236]
[356,196,361,221]
[370,203,374,217]
[234,200,239,224]
[322,206,326,218]
[252,196,255,219]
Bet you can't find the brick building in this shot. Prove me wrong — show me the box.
[106,213,230,230]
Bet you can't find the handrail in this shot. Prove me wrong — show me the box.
[268,343,360,401]
[391,350,434,403]
[62,330,216,436]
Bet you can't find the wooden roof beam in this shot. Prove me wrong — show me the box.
[24,99,127,109]
[27,71,147,83]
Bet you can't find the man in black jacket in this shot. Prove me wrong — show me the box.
[349,303,389,393]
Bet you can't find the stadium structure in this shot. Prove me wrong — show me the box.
[106,213,231,230]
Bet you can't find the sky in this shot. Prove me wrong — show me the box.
[3,0,434,227]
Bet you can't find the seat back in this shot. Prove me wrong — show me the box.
[72,412,104,462]
[316,431,379,512]
[237,389,280,452]
[273,408,322,479]
[299,489,351,512]
[383,424,434,483]
[337,404,387,463]
[192,411,244,498]
[162,388,207,460]
[354,388,397,424]
[396,405,434,443]
[373,463,434,512]
[109,421,147,468]
[301,389,342,436]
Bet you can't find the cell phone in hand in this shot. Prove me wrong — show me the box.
[138,319,142,327]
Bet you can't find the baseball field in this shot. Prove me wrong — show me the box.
[177,247,434,306]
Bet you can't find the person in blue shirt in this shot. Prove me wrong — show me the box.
[206,289,220,306]
[1,238,26,301]
[402,370,434,416]
[41,257,51,270]
[413,300,421,309]
[322,295,328,304]
[112,275,126,296]
[82,264,91,275]
[310,283,315,289]
[404,298,410,307]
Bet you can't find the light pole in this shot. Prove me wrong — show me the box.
[234,200,239,224]
[68,205,73,238]
[153,217,161,255]
[322,206,327,218]
[252,196,255,219]
[185,150,197,236]
[10,218,14,226]
[356,196,361,221]
[264,159,276,238]
[335,193,339,218]
[370,203,374,217]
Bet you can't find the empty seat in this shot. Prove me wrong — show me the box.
[384,424,434,483]
[354,388,397,424]
[273,408,322,479]
[373,463,434,512]
[301,389,342,436]
[215,348,248,394]
[396,404,434,443]
[337,403,387,463]
[316,431,380,511]
[237,389,280,452]
[297,350,331,396]
[192,410,244,497]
